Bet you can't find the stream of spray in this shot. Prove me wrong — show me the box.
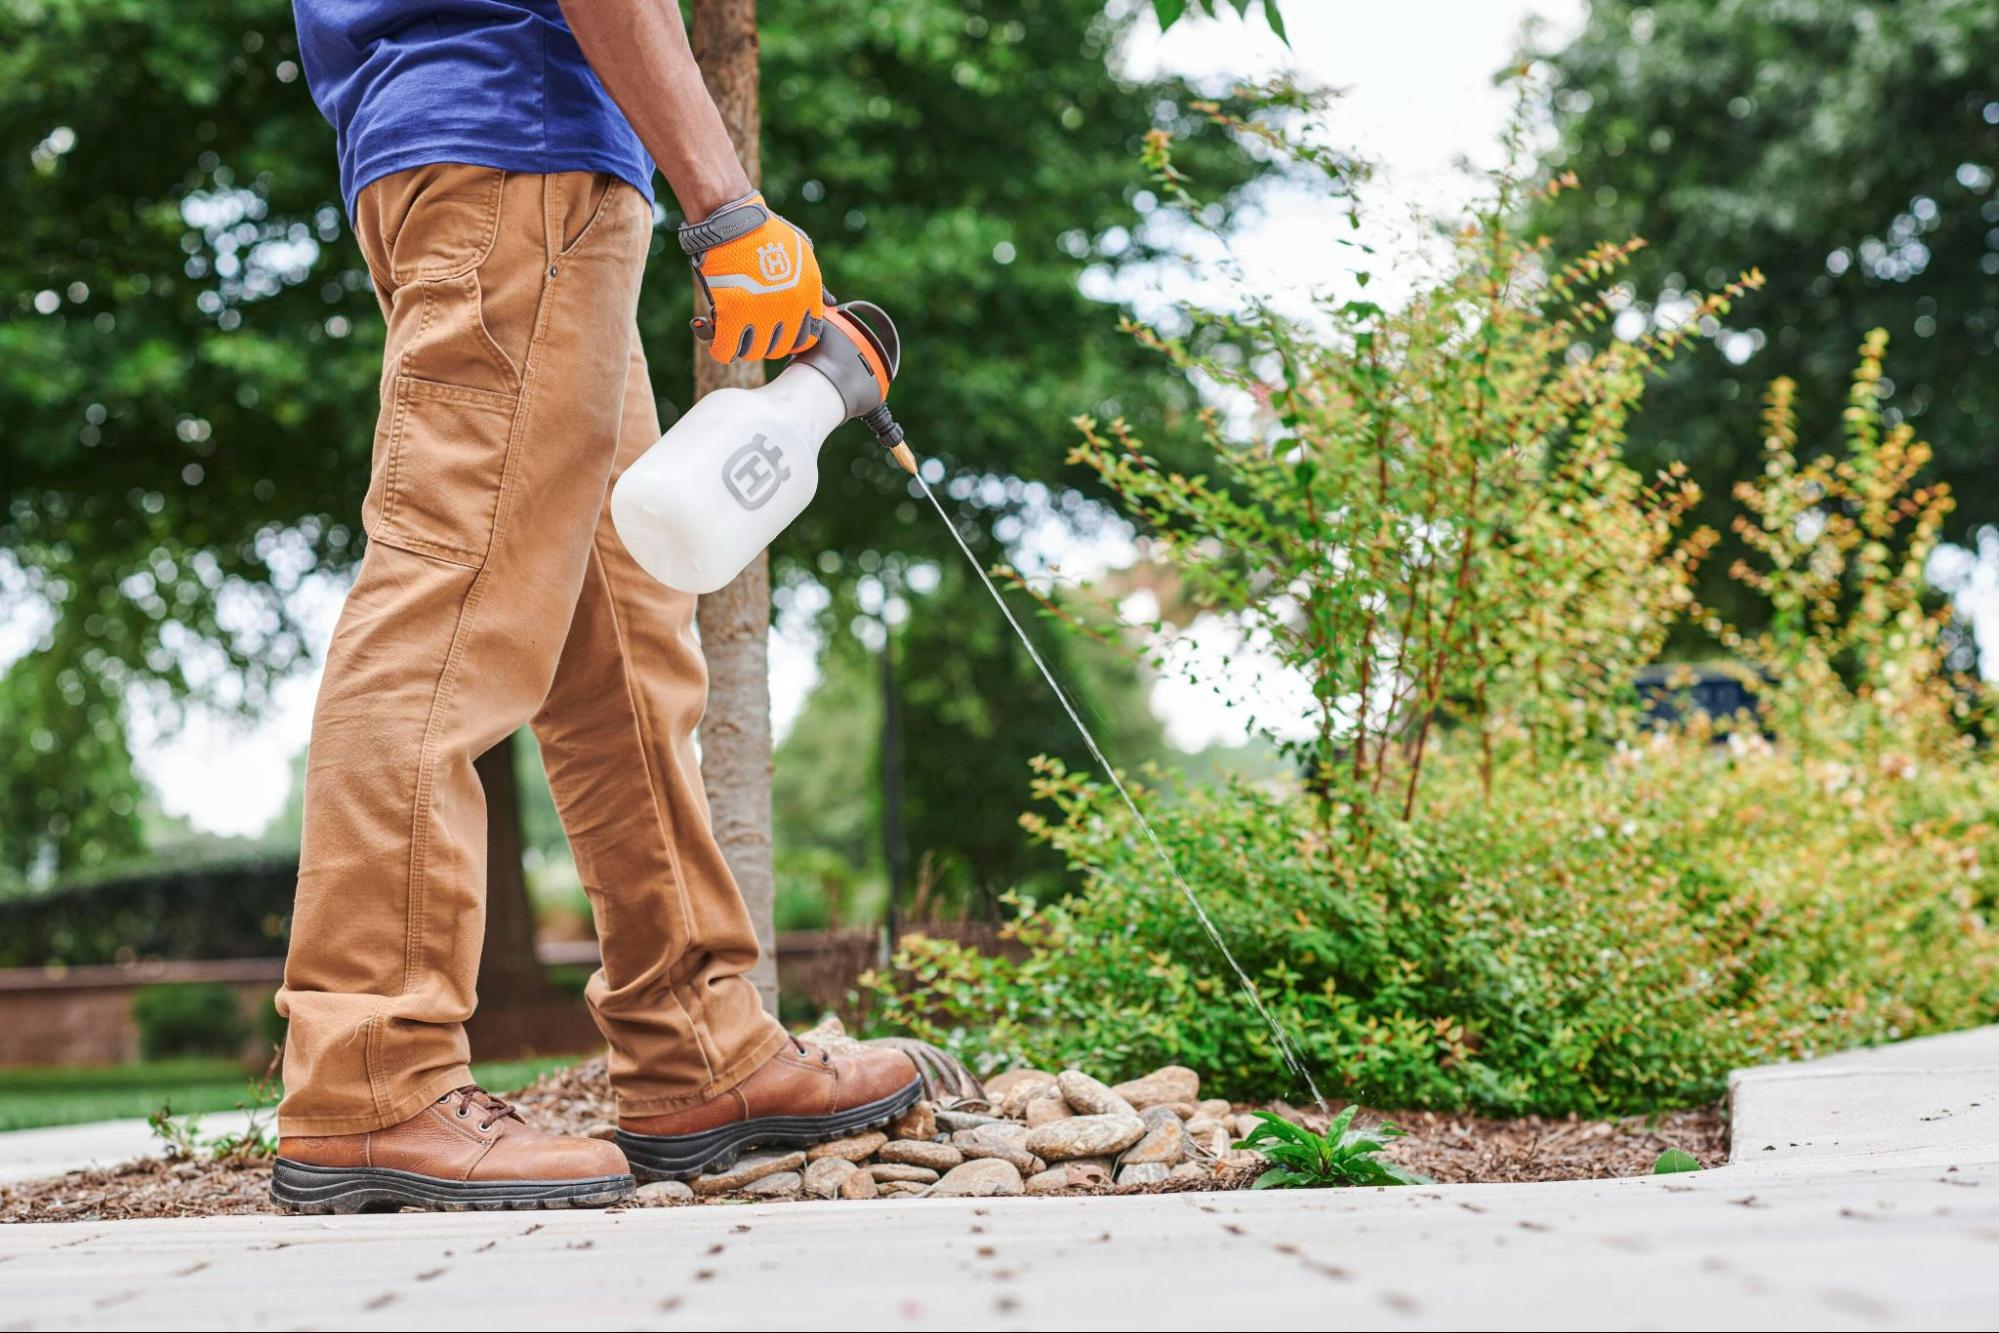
[915,475,1330,1117]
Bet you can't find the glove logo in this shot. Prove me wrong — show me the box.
[755,240,795,285]
[722,434,790,511]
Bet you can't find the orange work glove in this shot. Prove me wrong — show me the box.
[679,191,827,363]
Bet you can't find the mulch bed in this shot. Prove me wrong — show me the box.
[0,1054,1725,1224]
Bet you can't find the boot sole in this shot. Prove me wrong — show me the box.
[615,1076,925,1183]
[269,1160,635,1215]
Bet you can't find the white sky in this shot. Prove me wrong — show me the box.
[8,1,1675,836]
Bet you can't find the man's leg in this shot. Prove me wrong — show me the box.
[532,330,922,1182]
[531,335,789,1112]
[276,166,651,1144]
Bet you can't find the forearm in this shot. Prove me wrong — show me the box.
[559,0,752,220]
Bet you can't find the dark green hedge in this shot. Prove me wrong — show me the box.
[0,858,296,967]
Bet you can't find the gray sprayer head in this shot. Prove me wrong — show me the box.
[794,300,916,475]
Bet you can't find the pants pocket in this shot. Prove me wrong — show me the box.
[363,373,520,568]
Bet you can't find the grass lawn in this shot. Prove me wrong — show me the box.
[0,1054,587,1133]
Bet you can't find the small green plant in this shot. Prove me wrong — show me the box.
[1233,1107,1430,1189]
[144,1055,279,1163]
[1652,1148,1702,1175]
[144,1102,201,1160]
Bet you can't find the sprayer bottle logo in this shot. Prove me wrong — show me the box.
[755,240,794,285]
[723,434,790,511]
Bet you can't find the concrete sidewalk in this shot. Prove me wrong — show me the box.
[2,1028,1995,1330]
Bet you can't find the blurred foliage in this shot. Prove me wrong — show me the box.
[0,0,1272,884]
[892,561,1163,913]
[0,645,146,889]
[131,981,248,1060]
[0,854,294,965]
[773,563,1164,925]
[1527,0,1999,633]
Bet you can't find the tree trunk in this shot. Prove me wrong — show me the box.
[474,732,550,1005]
[878,613,908,966]
[691,0,778,1014]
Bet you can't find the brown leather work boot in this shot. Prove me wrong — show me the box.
[270,1086,634,1213]
[615,1038,922,1181]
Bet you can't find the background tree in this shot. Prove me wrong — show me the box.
[691,0,780,1012]
[771,565,1164,929]
[1526,0,1999,635]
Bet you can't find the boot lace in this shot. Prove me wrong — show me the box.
[792,1036,831,1065]
[438,1085,522,1131]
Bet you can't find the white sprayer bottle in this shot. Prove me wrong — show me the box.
[612,301,912,595]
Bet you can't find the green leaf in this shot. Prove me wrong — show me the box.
[1263,1,1290,46]
[1251,1167,1314,1190]
[1234,1109,1315,1150]
[1653,1148,1702,1175]
[1152,0,1190,28]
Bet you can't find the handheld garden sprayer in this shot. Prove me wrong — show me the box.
[611,299,913,596]
[609,298,1329,1115]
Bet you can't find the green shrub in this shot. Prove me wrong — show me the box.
[131,983,249,1061]
[865,743,1998,1114]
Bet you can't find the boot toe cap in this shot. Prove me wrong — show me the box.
[843,1045,922,1106]
[482,1132,630,1182]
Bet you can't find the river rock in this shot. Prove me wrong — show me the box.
[693,1150,806,1196]
[803,1156,858,1199]
[868,1163,941,1185]
[1121,1106,1187,1165]
[1195,1098,1232,1121]
[935,1108,1004,1133]
[985,1068,1056,1107]
[636,1179,695,1204]
[1024,1090,1072,1128]
[1116,1162,1170,1187]
[1169,1162,1211,1182]
[581,1121,619,1142]
[1055,1069,1135,1118]
[1026,1112,1146,1161]
[807,1131,888,1163]
[953,1120,1028,1150]
[1066,1158,1113,1187]
[1186,1121,1232,1158]
[1112,1065,1201,1111]
[927,1158,1024,1199]
[838,1169,879,1200]
[1024,1166,1071,1195]
[1024,1162,1111,1194]
[878,1180,930,1198]
[950,1126,1038,1174]
[742,1170,802,1199]
[890,1100,937,1141]
[878,1139,963,1171]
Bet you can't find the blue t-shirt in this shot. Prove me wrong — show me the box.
[292,0,656,212]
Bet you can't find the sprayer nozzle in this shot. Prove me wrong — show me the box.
[888,441,918,476]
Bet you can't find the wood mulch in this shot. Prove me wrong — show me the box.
[0,1057,1726,1224]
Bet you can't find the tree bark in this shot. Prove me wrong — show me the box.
[473,731,556,1008]
[691,0,778,1014]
